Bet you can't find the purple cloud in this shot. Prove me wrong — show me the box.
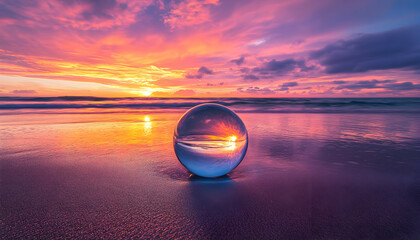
[277,81,298,91]
[311,25,420,74]
[243,74,259,81]
[11,90,37,94]
[198,66,214,75]
[252,59,312,78]
[186,66,214,79]
[237,86,275,95]
[333,79,420,91]
[231,56,245,66]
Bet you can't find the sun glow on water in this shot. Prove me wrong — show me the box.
[144,115,152,135]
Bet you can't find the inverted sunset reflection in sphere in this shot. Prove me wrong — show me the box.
[174,103,248,178]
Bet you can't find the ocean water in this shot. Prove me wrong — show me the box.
[0,97,419,113]
[1,98,420,239]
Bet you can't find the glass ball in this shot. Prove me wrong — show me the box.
[174,103,248,178]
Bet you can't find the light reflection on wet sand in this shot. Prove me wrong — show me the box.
[1,112,419,239]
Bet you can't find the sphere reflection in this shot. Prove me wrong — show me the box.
[174,103,248,178]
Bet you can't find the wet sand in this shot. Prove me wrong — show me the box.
[1,112,419,239]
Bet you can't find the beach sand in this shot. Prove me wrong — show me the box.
[1,112,419,239]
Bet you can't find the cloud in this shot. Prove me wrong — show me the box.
[282,82,298,87]
[333,79,420,91]
[237,82,301,94]
[0,5,25,20]
[11,90,37,94]
[164,0,219,29]
[332,80,347,84]
[186,66,214,79]
[250,39,266,46]
[311,25,420,73]
[335,80,394,90]
[383,82,420,90]
[207,81,224,86]
[231,56,245,66]
[252,59,312,77]
[0,52,47,71]
[237,86,275,95]
[174,89,195,96]
[277,81,298,91]
[198,66,214,75]
[243,74,259,81]
[0,0,150,30]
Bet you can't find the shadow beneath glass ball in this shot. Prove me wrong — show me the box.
[185,174,237,214]
[155,164,245,182]
[188,174,233,183]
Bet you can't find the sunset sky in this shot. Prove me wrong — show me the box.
[0,0,419,97]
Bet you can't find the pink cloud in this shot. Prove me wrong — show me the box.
[0,0,152,30]
[164,0,219,29]
[174,89,195,96]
